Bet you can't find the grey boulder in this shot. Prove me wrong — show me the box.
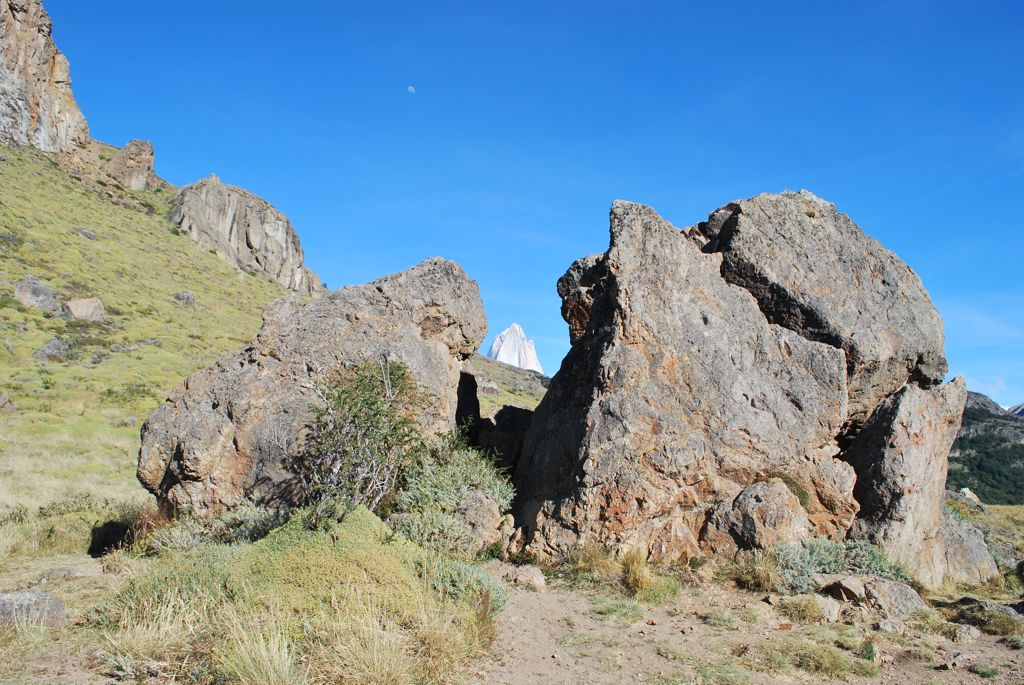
[33,337,68,360]
[0,589,66,627]
[65,297,105,321]
[138,258,486,515]
[13,276,60,313]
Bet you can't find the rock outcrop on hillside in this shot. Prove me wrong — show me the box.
[171,175,323,296]
[1010,403,1024,418]
[487,323,544,374]
[0,0,89,152]
[138,258,486,515]
[102,140,156,191]
[514,193,991,588]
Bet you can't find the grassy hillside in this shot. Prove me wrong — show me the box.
[0,144,289,509]
[949,405,1024,505]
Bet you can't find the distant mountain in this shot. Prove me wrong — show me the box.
[1009,403,1024,417]
[948,391,1024,504]
[487,323,544,374]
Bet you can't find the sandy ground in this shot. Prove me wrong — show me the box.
[475,581,1024,685]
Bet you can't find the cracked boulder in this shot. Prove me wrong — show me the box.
[515,193,984,588]
[138,258,486,516]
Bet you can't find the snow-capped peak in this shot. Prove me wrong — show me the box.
[487,323,544,374]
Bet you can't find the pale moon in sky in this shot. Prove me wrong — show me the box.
[407,85,416,94]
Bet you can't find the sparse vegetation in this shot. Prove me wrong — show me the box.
[968,662,1000,678]
[778,595,823,623]
[725,537,906,594]
[956,605,1024,636]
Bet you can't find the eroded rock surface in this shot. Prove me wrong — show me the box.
[698,191,947,426]
[515,193,984,588]
[0,0,89,152]
[102,139,156,191]
[138,258,486,515]
[171,175,322,296]
[516,200,856,562]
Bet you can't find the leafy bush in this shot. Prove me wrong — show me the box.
[391,432,513,556]
[297,359,424,527]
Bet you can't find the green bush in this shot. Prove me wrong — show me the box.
[772,538,907,594]
[297,359,423,527]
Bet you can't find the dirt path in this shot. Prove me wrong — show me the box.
[476,583,1024,685]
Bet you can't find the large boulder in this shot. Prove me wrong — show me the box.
[0,589,66,627]
[171,174,323,296]
[698,190,946,427]
[516,200,855,561]
[138,258,486,515]
[102,139,156,191]
[65,296,105,321]
[0,0,89,152]
[13,275,60,313]
[515,194,980,588]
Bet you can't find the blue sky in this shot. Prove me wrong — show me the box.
[47,1,1023,405]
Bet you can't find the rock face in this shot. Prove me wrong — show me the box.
[171,175,322,296]
[514,193,989,588]
[698,190,947,426]
[844,379,984,587]
[1010,403,1024,417]
[517,199,855,562]
[487,323,544,374]
[138,258,486,515]
[13,275,59,313]
[65,296,104,321]
[0,0,89,152]
[102,139,156,191]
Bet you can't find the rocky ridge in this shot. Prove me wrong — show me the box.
[0,0,89,152]
[514,193,991,588]
[949,390,1024,504]
[171,175,323,296]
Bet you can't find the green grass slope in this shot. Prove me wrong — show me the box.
[0,144,289,509]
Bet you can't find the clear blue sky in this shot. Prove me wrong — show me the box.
[46,1,1023,405]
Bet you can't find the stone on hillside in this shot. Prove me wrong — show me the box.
[65,297,104,321]
[0,0,89,152]
[457,490,507,553]
[32,337,68,360]
[698,190,946,426]
[0,589,66,627]
[171,174,323,296]
[138,258,486,515]
[865,578,927,623]
[958,487,982,506]
[846,378,996,588]
[13,276,60,313]
[822,576,867,602]
[0,393,14,413]
[76,228,96,240]
[941,508,999,585]
[173,291,195,306]
[516,200,855,562]
[704,480,812,553]
[814,594,843,623]
[102,139,156,191]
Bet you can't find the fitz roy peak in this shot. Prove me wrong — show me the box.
[487,323,544,374]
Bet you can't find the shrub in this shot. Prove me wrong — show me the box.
[297,359,423,527]
[779,595,823,623]
[771,538,907,594]
[969,663,1000,678]
[725,552,782,592]
[391,432,513,557]
[957,606,1024,636]
[563,542,620,584]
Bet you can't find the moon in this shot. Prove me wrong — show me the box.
[407,85,416,95]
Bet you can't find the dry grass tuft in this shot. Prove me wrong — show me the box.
[778,595,823,623]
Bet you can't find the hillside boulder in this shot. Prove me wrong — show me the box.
[13,275,59,313]
[65,296,104,321]
[515,193,980,588]
[138,258,486,515]
[0,0,89,152]
[102,139,156,191]
[171,175,322,296]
